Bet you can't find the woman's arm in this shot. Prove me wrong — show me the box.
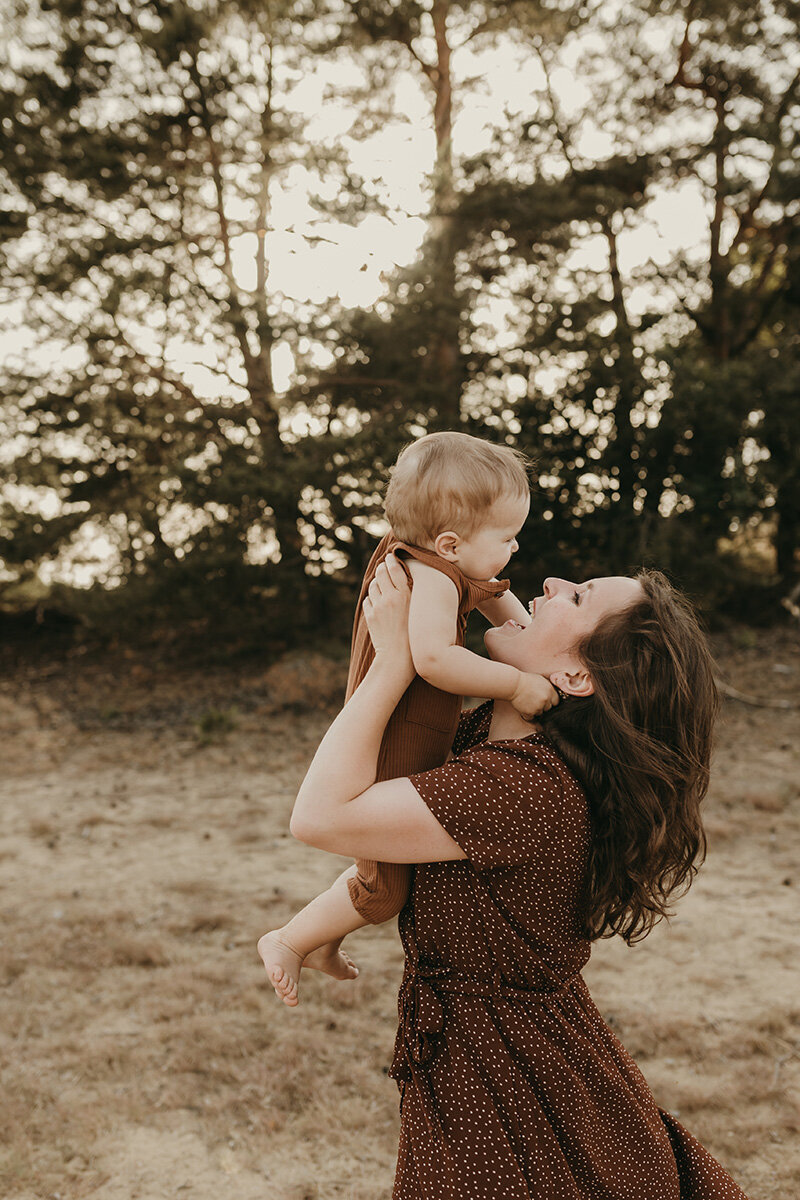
[289,555,467,864]
[407,562,555,717]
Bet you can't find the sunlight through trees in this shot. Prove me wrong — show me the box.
[1,0,797,636]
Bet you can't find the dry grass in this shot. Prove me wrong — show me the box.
[0,627,798,1198]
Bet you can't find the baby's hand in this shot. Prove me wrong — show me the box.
[510,672,559,721]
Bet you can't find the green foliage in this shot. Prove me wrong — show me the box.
[195,706,238,744]
[0,0,797,641]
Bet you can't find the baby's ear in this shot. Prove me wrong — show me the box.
[550,669,594,698]
[433,531,459,561]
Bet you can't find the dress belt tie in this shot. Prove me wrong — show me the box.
[389,965,580,1139]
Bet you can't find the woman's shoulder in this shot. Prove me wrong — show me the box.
[455,704,583,782]
[411,717,589,872]
[471,729,584,785]
[454,720,588,823]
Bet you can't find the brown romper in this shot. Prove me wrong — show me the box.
[346,531,509,925]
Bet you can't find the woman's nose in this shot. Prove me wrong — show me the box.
[543,577,570,597]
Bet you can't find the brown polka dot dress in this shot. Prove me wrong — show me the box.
[390,702,750,1199]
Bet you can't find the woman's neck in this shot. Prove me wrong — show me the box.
[487,698,541,742]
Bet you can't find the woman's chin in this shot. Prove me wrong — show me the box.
[484,622,520,661]
[487,619,525,639]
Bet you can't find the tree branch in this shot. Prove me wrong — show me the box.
[731,66,800,251]
[671,5,705,93]
[293,375,409,396]
[534,41,578,172]
[174,360,250,389]
[347,2,436,80]
[641,256,710,334]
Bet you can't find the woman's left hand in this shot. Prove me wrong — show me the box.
[363,553,415,687]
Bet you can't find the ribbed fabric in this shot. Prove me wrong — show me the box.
[346,532,509,924]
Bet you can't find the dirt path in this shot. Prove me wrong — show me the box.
[1,629,798,1199]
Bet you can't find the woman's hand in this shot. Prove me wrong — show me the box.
[363,553,415,688]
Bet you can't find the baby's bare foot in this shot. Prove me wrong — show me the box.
[303,941,359,982]
[257,930,302,1007]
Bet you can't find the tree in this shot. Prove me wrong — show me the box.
[336,1,571,423]
[659,0,800,581]
[2,0,796,637]
[288,0,586,583]
[0,0,349,624]
[442,0,800,585]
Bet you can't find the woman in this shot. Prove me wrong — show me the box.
[285,555,749,1199]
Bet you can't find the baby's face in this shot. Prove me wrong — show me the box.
[453,494,530,580]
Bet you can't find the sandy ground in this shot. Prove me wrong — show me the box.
[0,626,798,1200]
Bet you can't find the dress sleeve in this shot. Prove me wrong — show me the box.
[410,741,574,873]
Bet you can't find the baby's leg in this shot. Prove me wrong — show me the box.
[258,865,366,1008]
[349,858,412,924]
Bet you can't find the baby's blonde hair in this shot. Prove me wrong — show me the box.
[384,431,531,546]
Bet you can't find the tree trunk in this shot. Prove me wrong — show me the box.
[602,218,641,523]
[189,45,305,579]
[708,93,731,363]
[427,0,462,427]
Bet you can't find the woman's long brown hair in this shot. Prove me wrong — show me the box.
[538,570,719,945]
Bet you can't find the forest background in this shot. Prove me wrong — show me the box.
[2,6,800,1200]
[1,0,799,653]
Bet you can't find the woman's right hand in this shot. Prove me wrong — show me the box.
[363,554,415,688]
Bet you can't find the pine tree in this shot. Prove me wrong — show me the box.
[2,0,796,632]
[0,0,346,624]
[439,0,799,585]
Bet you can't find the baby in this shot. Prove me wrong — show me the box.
[259,431,557,1006]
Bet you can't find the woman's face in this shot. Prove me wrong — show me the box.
[485,575,644,694]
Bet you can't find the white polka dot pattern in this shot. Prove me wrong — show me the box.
[388,702,750,1199]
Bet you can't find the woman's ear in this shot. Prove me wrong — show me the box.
[550,668,594,698]
[433,531,460,561]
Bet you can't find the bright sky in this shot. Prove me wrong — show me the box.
[215,37,710,395]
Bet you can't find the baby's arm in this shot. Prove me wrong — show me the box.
[407,562,556,717]
[477,589,531,628]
